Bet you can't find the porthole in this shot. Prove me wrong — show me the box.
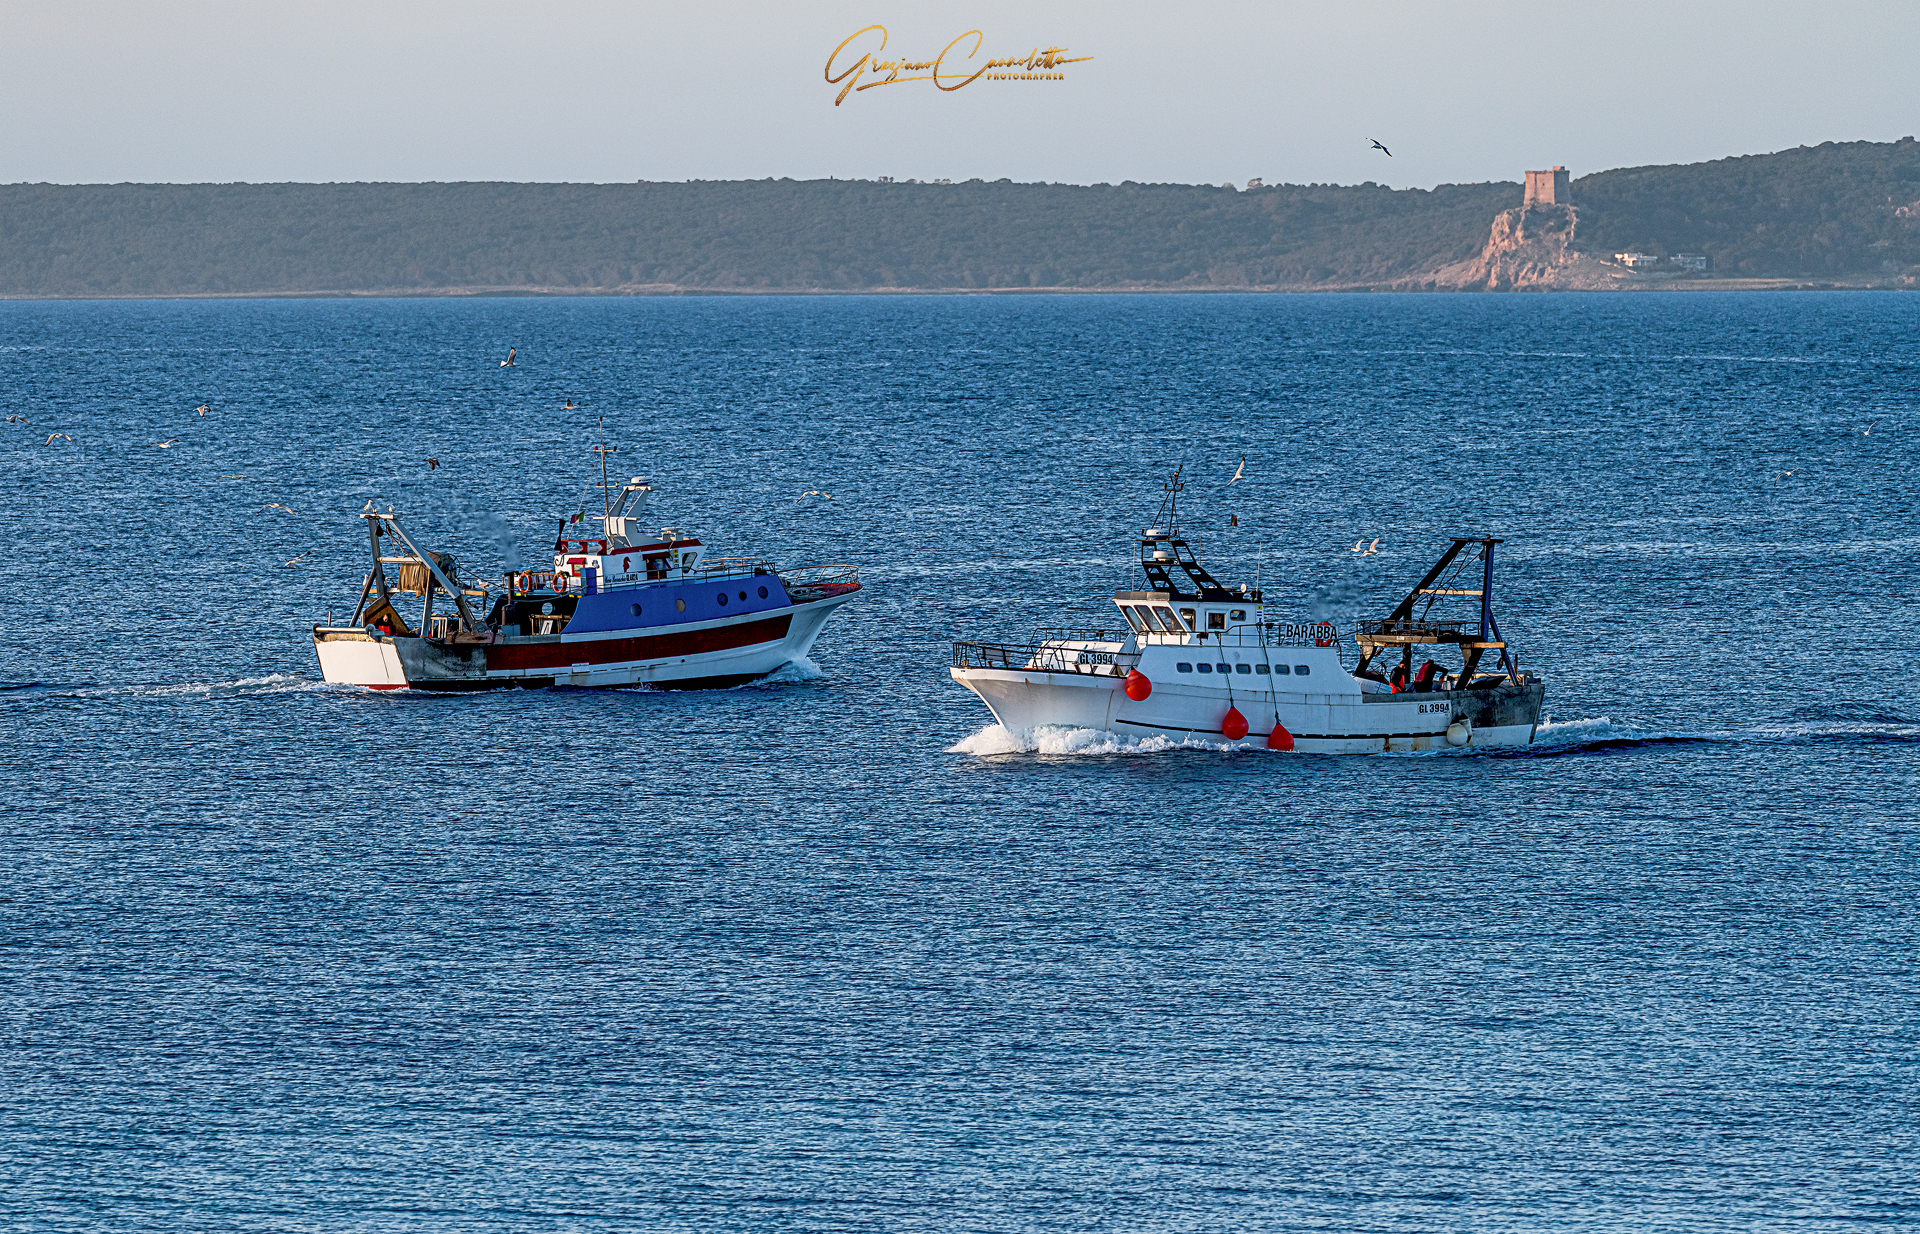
[738,590,747,601]
[1295,664,1311,676]
[1255,664,1270,675]
[1196,663,1212,674]
[1273,664,1291,675]
[1236,663,1252,675]
[717,592,728,606]
[757,585,768,599]
[630,603,643,617]
[540,601,554,615]
[1215,663,1231,674]
[674,598,686,613]
[1176,662,1194,673]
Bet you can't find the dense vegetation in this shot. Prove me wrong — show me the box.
[1571,138,1920,277]
[0,139,1915,295]
[0,179,1512,295]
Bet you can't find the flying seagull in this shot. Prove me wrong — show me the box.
[1228,457,1245,485]
[283,550,313,567]
[154,438,178,448]
[1864,417,1882,436]
[500,348,517,367]
[45,432,72,444]
[264,503,297,515]
[194,404,211,417]
[5,415,30,424]
[564,397,577,410]
[1352,537,1380,555]
[1370,139,1392,157]
[798,490,833,500]
[427,457,440,470]
[1777,468,1802,480]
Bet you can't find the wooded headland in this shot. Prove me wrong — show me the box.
[2,139,1916,296]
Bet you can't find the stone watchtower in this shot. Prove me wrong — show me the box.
[1524,166,1570,207]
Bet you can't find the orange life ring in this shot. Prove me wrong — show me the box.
[553,573,568,594]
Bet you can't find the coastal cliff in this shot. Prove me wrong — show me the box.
[1410,203,1616,291]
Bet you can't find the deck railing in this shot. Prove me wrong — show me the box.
[1033,626,1132,646]
[952,639,1141,676]
[1355,618,1473,641]
[778,564,861,599]
[509,559,834,598]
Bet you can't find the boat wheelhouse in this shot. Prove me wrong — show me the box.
[949,479,1544,753]
[314,474,859,691]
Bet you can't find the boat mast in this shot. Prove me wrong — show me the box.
[598,414,612,527]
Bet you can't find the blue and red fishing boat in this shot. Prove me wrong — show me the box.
[314,473,859,692]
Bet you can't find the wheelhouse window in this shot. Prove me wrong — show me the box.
[1229,609,1246,622]
[1119,606,1149,633]
[1154,607,1184,632]
[1176,608,1196,631]
[1207,612,1226,631]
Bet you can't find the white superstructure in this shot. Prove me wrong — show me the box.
[950,480,1543,753]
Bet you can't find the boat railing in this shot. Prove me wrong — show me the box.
[952,639,1142,676]
[693,557,779,580]
[1355,618,1476,642]
[1033,626,1132,646]
[779,564,861,600]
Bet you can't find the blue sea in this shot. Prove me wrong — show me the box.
[3,292,1918,1231]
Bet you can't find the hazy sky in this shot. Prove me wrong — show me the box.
[2,1,1914,187]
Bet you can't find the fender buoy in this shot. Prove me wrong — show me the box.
[1445,720,1471,747]
[1221,706,1249,741]
[1268,723,1295,751]
[1123,669,1152,701]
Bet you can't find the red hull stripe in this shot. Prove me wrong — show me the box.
[487,613,794,672]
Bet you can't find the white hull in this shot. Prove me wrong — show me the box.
[952,640,1541,754]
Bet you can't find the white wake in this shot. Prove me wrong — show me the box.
[948,723,1256,756]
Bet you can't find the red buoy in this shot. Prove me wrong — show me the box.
[1123,669,1152,701]
[1267,722,1295,751]
[1221,706,1249,741]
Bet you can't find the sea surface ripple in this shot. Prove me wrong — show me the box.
[2,292,1918,1231]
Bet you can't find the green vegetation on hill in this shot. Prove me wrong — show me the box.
[0,139,1915,296]
[1571,138,1920,277]
[0,179,1512,295]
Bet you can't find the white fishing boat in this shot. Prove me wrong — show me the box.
[313,472,859,692]
[950,478,1544,753]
